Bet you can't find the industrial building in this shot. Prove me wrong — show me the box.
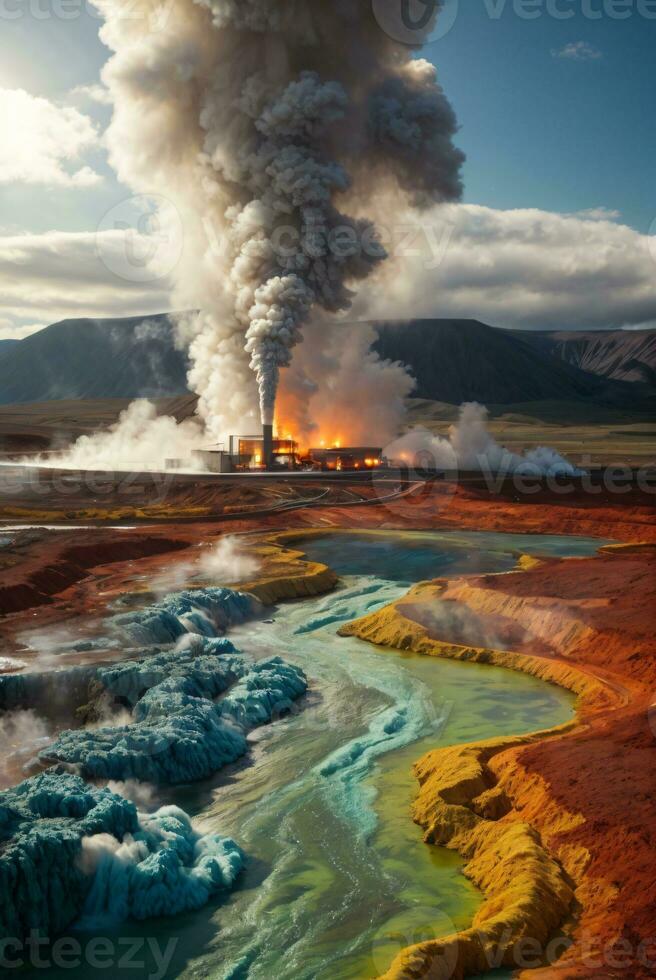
[191,431,299,473]
[190,448,234,473]
[187,424,386,474]
[308,447,384,471]
[228,433,298,469]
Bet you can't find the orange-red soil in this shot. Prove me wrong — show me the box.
[0,528,189,616]
[2,479,655,620]
[432,544,656,977]
[1,481,655,656]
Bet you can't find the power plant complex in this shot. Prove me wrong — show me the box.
[191,423,385,474]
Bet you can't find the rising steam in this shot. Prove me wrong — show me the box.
[386,403,581,475]
[33,400,205,472]
[150,535,261,594]
[0,710,51,787]
[276,320,416,446]
[94,0,464,440]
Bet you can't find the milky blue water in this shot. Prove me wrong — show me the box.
[300,529,608,584]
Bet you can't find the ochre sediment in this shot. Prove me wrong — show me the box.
[338,590,598,980]
[338,544,656,979]
[338,580,614,709]
[374,735,577,980]
[239,531,338,603]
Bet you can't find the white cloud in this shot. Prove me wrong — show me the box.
[569,207,621,222]
[70,83,113,107]
[551,41,603,61]
[0,88,103,187]
[0,229,172,335]
[0,320,45,342]
[355,202,656,331]
[1,203,656,340]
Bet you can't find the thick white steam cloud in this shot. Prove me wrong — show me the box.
[386,403,581,476]
[35,400,205,472]
[276,321,416,446]
[198,536,261,583]
[0,710,51,786]
[93,0,464,441]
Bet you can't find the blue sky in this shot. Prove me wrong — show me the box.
[427,0,655,232]
[0,1,655,337]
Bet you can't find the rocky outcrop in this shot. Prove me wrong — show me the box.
[0,663,99,713]
[41,642,307,785]
[378,736,575,980]
[241,531,339,604]
[0,770,244,942]
[0,570,311,946]
[112,586,257,645]
[0,535,190,616]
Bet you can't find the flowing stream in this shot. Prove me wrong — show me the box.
[25,531,605,980]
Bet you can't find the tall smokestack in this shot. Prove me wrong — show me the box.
[263,423,274,470]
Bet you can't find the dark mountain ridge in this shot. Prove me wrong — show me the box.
[0,315,188,404]
[373,319,654,412]
[516,328,656,386]
[0,314,653,416]
[0,339,19,358]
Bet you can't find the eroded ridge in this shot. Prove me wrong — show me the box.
[340,543,656,979]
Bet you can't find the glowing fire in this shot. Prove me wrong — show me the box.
[272,417,383,468]
[273,419,347,455]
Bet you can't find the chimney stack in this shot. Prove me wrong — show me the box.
[262,423,274,470]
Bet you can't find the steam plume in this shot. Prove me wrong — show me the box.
[94,0,463,440]
[386,403,581,475]
[34,400,205,472]
[0,710,51,787]
[150,535,261,594]
[277,320,416,447]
